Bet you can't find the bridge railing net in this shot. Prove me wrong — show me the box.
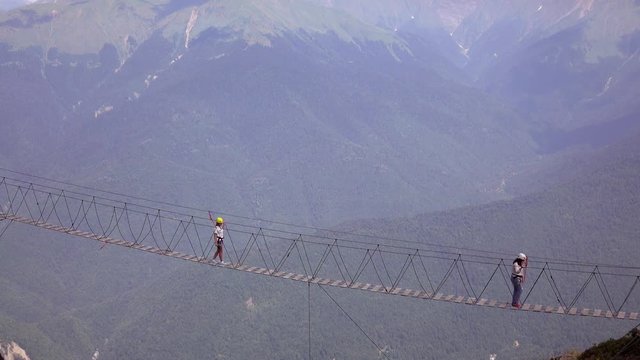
[1,176,639,316]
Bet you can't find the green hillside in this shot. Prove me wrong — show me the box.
[0,133,637,359]
[0,1,638,359]
[0,0,402,61]
[551,327,640,360]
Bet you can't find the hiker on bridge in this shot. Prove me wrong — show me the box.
[209,212,225,264]
[511,253,527,308]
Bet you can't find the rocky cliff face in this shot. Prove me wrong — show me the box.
[0,340,30,360]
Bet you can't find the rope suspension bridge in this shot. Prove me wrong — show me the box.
[0,171,638,321]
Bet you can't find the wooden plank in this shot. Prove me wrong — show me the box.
[420,291,433,299]
[9,214,640,321]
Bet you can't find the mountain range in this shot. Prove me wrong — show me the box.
[0,0,639,359]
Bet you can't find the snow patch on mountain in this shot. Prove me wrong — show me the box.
[185,8,198,49]
[94,104,114,118]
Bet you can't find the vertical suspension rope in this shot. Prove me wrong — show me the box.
[312,243,332,279]
[6,182,22,215]
[299,235,314,278]
[409,253,431,294]
[274,234,299,272]
[368,250,389,291]
[79,198,98,236]
[123,203,141,244]
[334,240,354,283]
[258,228,277,270]
[14,185,32,218]
[375,245,394,289]
[617,276,640,314]
[328,243,351,283]
[190,216,206,259]
[252,231,272,270]
[225,227,241,265]
[91,197,107,236]
[433,256,459,296]
[308,281,311,360]
[0,218,13,241]
[294,237,309,276]
[351,249,375,286]
[459,259,478,299]
[567,270,595,310]
[474,262,503,303]
[45,191,64,224]
[146,211,163,250]
[156,209,170,250]
[545,266,569,310]
[594,266,617,313]
[28,186,46,223]
[499,260,513,296]
[416,251,436,293]
[521,263,548,307]
[390,253,414,290]
[317,284,390,360]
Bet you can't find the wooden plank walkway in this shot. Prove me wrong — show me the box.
[2,212,638,321]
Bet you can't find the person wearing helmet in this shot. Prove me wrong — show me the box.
[209,212,225,264]
[511,253,527,308]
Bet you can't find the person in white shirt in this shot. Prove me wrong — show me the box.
[511,253,527,308]
[209,213,225,264]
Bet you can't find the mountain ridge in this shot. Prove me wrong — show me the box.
[0,0,406,64]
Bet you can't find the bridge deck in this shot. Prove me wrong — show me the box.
[2,213,637,320]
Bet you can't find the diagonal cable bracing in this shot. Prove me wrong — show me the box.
[2,167,639,270]
[0,174,638,319]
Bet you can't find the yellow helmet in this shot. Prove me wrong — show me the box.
[216,217,224,224]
